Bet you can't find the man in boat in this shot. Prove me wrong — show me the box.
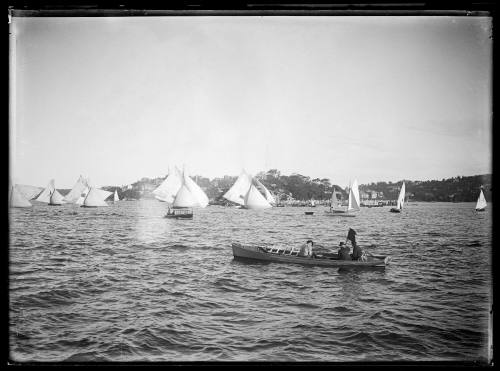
[298,240,315,258]
[346,228,363,260]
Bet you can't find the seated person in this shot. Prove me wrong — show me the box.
[298,240,314,257]
[337,242,351,260]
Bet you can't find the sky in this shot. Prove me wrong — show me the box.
[9,16,492,189]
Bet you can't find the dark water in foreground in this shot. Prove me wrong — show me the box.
[9,201,492,362]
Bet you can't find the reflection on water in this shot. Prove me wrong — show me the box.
[9,201,491,363]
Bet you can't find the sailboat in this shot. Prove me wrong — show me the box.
[153,168,182,203]
[80,180,113,207]
[165,167,209,219]
[223,170,273,209]
[15,184,43,200]
[113,190,120,202]
[34,179,56,203]
[390,181,405,213]
[475,187,487,212]
[325,180,360,217]
[49,188,65,206]
[63,175,88,203]
[9,184,32,208]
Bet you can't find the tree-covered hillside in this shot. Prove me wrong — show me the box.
[114,170,491,203]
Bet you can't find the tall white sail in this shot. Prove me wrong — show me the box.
[16,184,43,200]
[76,186,90,205]
[83,187,112,207]
[476,189,487,211]
[244,184,272,209]
[347,179,360,211]
[35,179,55,203]
[49,189,65,205]
[153,167,182,203]
[223,171,253,206]
[396,181,406,210]
[114,190,119,202]
[63,175,88,203]
[254,178,275,205]
[183,173,209,208]
[10,185,32,208]
[172,183,198,208]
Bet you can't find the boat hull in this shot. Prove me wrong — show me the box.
[165,213,193,219]
[324,211,356,217]
[389,208,401,213]
[475,208,486,212]
[232,243,389,268]
[305,212,314,215]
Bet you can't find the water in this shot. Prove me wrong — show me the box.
[9,201,492,363]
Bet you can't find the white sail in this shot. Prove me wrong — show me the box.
[49,189,65,205]
[153,167,182,203]
[83,187,111,207]
[10,185,32,208]
[76,186,90,205]
[63,175,88,203]
[476,189,487,210]
[347,179,360,211]
[223,171,253,206]
[114,190,119,202]
[183,173,209,208]
[172,183,199,208]
[244,184,272,209]
[396,181,406,210]
[311,200,315,206]
[35,179,55,203]
[254,178,275,205]
[16,184,43,200]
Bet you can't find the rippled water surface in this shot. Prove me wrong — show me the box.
[9,201,492,362]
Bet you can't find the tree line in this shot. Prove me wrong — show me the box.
[113,170,491,203]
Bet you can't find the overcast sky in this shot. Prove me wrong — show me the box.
[10,16,492,189]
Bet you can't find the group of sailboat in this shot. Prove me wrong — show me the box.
[152,166,209,219]
[9,175,119,208]
[325,180,360,217]
[222,170,275,209]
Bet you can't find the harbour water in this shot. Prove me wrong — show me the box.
[9,201,492,362]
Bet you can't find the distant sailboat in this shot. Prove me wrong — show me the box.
[165,167,209,218]
[15,184,43,200]
[326,180,360,217]
[113,190,120,202]
[10,184,32,208]
[475,187,487,212]
[81,186,112,208]
[390,181,405,213]
[49,188,65,206]
[63,175,88,203]
[35,179,56,203]
[223,170,272,209]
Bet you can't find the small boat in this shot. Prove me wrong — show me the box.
[305,211,314,215]
[165,208,193,219]
[475,187,487,211]
[113,190,120,202]
[390,181,405,213]
[232,243,390,268]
